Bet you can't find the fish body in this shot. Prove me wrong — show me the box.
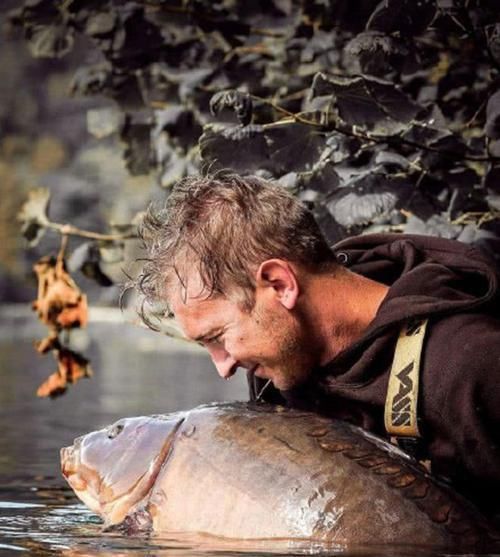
[61,402,497,548]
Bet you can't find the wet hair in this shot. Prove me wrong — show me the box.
[135,172,338,320]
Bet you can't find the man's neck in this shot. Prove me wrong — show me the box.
[302,268,389,366]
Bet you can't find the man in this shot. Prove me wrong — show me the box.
[137,172,500,516]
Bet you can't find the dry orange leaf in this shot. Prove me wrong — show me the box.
[35,332,60,354]
[36,348,93,398]
[32,251,92,397]
[32,255,88,330]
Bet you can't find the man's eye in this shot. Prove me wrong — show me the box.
[206,333,223,345]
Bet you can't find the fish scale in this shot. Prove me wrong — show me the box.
[309,415,497,545]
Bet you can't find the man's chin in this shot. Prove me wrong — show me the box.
[261,371,297,392]
[253,366,280,388]
[252,365,309,391]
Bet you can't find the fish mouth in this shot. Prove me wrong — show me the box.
[61,440,89,491]
[61,444,78,476]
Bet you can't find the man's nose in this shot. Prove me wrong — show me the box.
[211,349,239,379]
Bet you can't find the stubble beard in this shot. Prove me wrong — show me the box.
[254,304,314,391]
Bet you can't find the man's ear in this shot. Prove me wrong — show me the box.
[255,259,299,310]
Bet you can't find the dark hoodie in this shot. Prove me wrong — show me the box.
[249,234,500,515]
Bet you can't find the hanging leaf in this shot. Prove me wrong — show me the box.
[264,122,326,174]
[85,11,117,37]
[36,347,93,398]
[32,255,88,330]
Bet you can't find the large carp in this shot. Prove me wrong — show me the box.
[60,402,497,549]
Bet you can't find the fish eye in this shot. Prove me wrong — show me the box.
[107,423,124,439]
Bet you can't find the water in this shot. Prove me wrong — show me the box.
[0,307,496,556]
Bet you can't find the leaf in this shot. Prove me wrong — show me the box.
[373,150,411,170]
[264,122,326,173]
[68,241,116,287]
[84,11,117,37]
[297,160,341,197]
[17,188,50,246]
[210,90,253,126]
[485,164,500,210]
[34,332,60,354]
[344,31,408,76]
[32,256,88,330]
[87,106,124,138]
[485,90,500,140]
[199,124,270,174]
[67,242,92,274]
[311,73,421,136]
[485,24,500,67]
[70,63,112,96]
[26,24,74,58]
[37,347,92,398]
[404,213,462,239]
[200,121,326,176]
[311,204,348,246]
[154,105,202,152]
[326,173,410,229]
[367,0,437,36]
[121,115,153,175]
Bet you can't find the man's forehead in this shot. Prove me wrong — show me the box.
[169,286,228,339]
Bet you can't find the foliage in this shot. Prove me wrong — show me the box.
[10,0,500,261]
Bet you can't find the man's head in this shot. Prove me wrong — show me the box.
[137,172,340,390]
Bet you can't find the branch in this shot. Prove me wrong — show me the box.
[45,221,138,242]
[250,94,500,163]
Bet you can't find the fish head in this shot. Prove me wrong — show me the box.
[60,414,184,525]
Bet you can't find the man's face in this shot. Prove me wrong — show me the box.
[169,278,317,391]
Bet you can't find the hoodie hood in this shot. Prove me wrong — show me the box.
[333,233,499,335]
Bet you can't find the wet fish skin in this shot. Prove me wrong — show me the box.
[61,402,498,549]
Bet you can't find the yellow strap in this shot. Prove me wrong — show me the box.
[384,319,428,438]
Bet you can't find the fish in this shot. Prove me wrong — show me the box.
[60,402,498,549]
